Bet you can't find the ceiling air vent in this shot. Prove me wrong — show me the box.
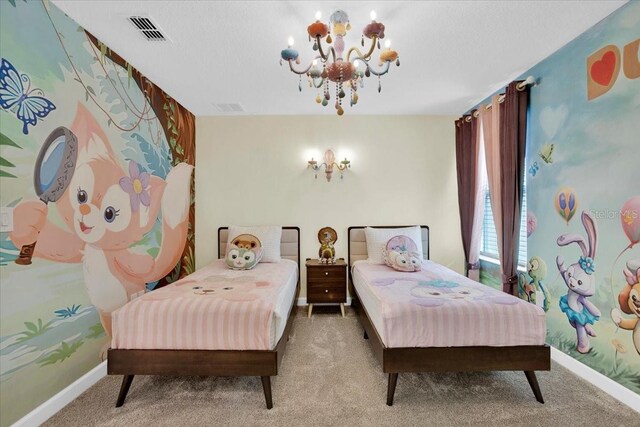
[213,103,245,113]
[128,16,167,41]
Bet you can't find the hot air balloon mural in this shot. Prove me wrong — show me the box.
[555,187,578,225]
[621,196,640,249]
[609,196,640,299]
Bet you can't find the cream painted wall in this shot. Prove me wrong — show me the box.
[195,116,463,298]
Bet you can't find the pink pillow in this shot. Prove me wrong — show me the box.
[383,235,422,272]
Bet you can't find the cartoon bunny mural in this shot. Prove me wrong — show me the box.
[9,104,194,340]
[556,210,601,354]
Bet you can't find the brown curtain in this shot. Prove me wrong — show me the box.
[455,115,480,277]
[498,82,529,295]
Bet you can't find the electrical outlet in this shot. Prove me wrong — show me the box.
[0,207,14,232]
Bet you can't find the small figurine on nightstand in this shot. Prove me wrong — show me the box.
[318,227,337,264]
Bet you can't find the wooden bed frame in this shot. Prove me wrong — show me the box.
[108,226,301,409]
[348,225,550,406]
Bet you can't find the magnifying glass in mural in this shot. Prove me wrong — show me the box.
[15,127,78,265]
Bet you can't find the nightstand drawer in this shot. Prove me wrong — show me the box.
[307,267,346,282]
[307,279,345,290]
[307,286,346,303]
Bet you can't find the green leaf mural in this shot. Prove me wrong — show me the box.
[87,323,105,340]
[15,319,53,343]
[38,340,84,366]
[0,132,21,178]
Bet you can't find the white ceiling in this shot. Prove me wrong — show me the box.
[52,0,625,116]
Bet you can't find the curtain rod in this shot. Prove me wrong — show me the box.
[461,76,536,122]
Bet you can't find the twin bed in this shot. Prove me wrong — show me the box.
[107,224,550,409]
[108,227,300,409]
[348,226,550,405]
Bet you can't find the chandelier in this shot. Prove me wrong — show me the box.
[280,9,399,116]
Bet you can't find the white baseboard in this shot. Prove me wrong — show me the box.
[13,360,107,427]
[550,346,640,413]
[296,297,352,306]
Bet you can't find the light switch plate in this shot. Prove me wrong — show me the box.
[0,207,14,232]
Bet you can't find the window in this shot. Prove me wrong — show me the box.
[480,170,528,268]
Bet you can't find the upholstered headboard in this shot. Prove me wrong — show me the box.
[347,225,430,268]
[218,227,301,282]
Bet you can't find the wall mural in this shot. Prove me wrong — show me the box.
[480,2,639,395]
[522,2,639,394]
[0,1,195,425]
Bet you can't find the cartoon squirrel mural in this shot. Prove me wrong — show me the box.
[9,103,193,341]
[611,260,640,355]
[556,210,600,354]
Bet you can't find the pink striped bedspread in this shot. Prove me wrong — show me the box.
[112,260,297,350]
[352,261,546,348]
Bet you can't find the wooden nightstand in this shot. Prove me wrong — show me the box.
[306,258,347,318]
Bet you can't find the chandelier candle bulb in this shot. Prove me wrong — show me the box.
[287,36,294,47]
[315,10,322,20]
[370,10,377,21]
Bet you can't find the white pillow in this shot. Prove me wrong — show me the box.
[227,225,282,263]
[365,226,423,264]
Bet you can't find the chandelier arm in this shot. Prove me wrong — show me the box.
[288,56,324,75]
[346,35,378,62]
[366,60,391,76]
[315,36,336,62]
[355,56,391,77]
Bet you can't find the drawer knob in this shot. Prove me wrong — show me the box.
[325,272,329,276]
[325,289,329,293]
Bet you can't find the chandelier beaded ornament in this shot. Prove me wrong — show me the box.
[280,10,399,116]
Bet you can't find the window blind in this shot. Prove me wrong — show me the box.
[480,176,527,267]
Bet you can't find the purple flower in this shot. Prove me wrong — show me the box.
[119,161,150,212]
[579,256,596,275]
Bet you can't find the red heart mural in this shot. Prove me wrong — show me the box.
[590,50,617,86]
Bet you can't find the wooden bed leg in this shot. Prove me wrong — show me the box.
[340,303,345,318]
[363,330,369,340]
[116,375,134,408]
[261,376,273,409]
[524,371,544,404]
[307,304,313,318]
[386,373,398,406]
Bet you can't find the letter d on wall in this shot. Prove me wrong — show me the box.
[622,39,640,80]
[587,45,620,101]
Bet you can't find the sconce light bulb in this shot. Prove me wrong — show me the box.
[315,10,322,20]
[370,10,376,21]
[354,59,361,68]
[287,36,294,47]
[312,59,318,66]
[384,39,391,48]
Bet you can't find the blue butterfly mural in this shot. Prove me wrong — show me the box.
[529,161,540,177]
[0,58,56,134]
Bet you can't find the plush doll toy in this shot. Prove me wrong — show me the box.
[318,227,337,264]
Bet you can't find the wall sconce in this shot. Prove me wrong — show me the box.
[308,149,351,182]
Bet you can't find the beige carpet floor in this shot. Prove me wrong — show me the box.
[46,307,637,426]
